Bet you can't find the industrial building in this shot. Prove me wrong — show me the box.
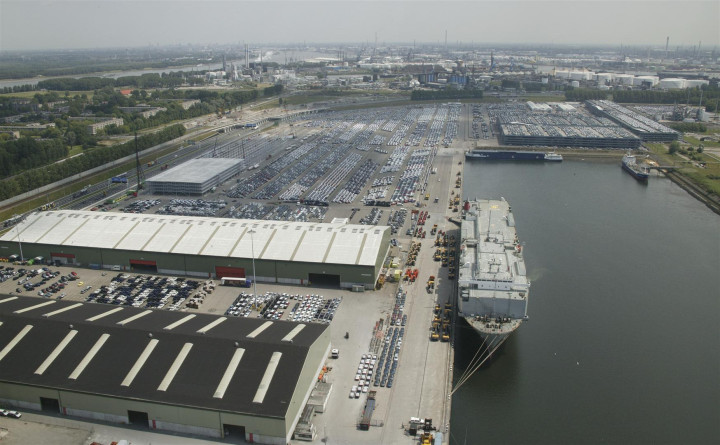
[586,100,679,142]
[146,158,243,196]
[0,296,330,444]
[0,210,390,289]
[492,102,642,149]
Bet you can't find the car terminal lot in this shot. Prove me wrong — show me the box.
[0,102,476,444]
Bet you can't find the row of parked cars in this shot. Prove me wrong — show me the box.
[350,353,378,398]
[0,409,21,418]
[375,289,408,388]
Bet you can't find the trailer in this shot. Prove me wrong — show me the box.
[358,390,377,430]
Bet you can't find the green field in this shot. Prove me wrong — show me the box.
[647,142,720,196]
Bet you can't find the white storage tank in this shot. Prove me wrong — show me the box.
[634,75,659,86]
[570,71,592,81]
[615,74,635,85]
[571,80,580,88]
[659,78,686,89]
[596,73,614,84]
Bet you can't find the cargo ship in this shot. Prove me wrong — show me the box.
[621,153,649,181]
[457,199,529,348]
[466,149,562,162]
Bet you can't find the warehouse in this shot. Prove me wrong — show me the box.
[0,296,330,444]
[146,158,243,195]
[0,210,390,289]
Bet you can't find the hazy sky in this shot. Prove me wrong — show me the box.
[1,0,718,51]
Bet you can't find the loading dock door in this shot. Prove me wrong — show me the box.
[50,252,75,265]
[40,397,60,413]
[223,423,246,439]
[308,273,341,288]
[215,266,245,279]
[128,410,149,427]
[130,259,157,273]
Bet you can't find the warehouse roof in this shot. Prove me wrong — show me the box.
[3,211,390,266]
[147,158,243,185]
[0,296,328,418]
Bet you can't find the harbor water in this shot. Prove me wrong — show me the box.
[451,159,719,444]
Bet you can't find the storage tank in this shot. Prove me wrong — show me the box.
[596,73,614,84]
[571,80,580,88]
[615,74,635,85]
[570,71,591,81]
[659,78,686,89]
[634,75,659,86]
[541,77,549,84]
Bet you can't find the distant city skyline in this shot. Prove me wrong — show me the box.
[1,0,718,52]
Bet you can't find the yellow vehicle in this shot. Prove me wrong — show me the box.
[424,193,430,200]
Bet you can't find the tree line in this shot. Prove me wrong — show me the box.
[35,72,205,91]
[666,122,707,133]
[411,89,483,101]
[0,124,185,201]
[0,138,68,179]
[564,88,610,101]
[612,86,720,112]
[0,51,220,80]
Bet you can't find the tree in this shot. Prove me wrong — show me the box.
[697,145,704,154]
[669,141,680,154]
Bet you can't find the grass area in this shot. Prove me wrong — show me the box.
[67,145,84,157]
[254,100,281,111]
[683,135,720,148]
[647,142,720,196]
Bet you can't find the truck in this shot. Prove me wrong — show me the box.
[220,277,252,287]
[358,391,377,430]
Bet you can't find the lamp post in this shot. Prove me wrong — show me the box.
[15,224,24,262]
[248,228,258,299]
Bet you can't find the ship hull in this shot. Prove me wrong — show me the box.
[622,161,649,181]
[463,316,522,345]
[466,150,561,162]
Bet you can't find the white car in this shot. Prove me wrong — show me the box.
[0,410,21,419]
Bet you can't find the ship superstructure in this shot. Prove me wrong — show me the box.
[458,199,530,345]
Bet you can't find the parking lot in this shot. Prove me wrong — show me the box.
[91,104,473,228]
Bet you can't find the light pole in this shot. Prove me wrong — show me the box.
[15,224,24,262]
[248,228,258,300]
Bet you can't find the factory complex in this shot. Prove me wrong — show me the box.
[0,210,390,289]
